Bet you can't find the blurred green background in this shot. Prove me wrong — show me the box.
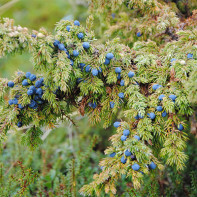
[0,0,88,78]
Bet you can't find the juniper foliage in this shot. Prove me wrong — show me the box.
[0,0,197,196]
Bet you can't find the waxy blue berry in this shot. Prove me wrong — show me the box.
[110,101,115,108]
[104,58,110,65]
[106,53,114,60]
[156,106,163,111]
[78,32,84,39]
[83,42,90,49]
[115,67,121,74]
[66,25,71,32]
[17,121,22,128]
[187,53,193,59]
[123,129,130,136]
[134,135,140,141]
[26,72,31,79]
[53,40,60,47]
[58,43,65,51]
[132,163,140,171]
[159,94,165,101]
[169,94,177,101]
[73,50,79,57]
[128,71,135,78]
[121,156,127,164]
[178,124,184,131]
[149,162,156,170]
[121,135,127,141]
[125,150,132,157]
[109,152,116,157]
[74,20,80,26]
[120,80,124,86]
[36,88,43,95]
[27,89,34,96]
[162,111,167,117]
[12,98,18,105]
[8,81,14,87]
[92,68,98,76]
[118,92,124,99]
[22,79,29,86]
[148,112,156,120]
[8,100,13,105]
[85,65,91,72]
[29,74,36,81]
[113,121,121,128]
[136,32,142,37]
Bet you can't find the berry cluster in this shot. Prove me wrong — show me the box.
[110,63,135,108]
[53,20,90,69]
[8,72,46,128]
[107,121,157,172]
[170,53,193,66]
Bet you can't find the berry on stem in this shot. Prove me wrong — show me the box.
[169,94,177,101]
[136,32,142,37]
[115,67,121,74]
[29,74,36,81]
[36,88,43,95]
[53,40,60,47]
[110,101,115,108]
[8,100,13,105]
[117,74,121,80]
[148,112,156,120]
[113,121,121,128]
[152,84,159,90]
[74,20,80,26]
[66,25,71,32]
[162,111,167,117]
[120,80,124,86]
[58,43,65,51]
[73,50,79,57]
[22,79,29,86]
[125,150,132,157]
[138,114,144,119]
[187,53,193,59]
[8,81,14,87]
[85,65,91,72]
[159,94,165,101]
[109,152,116,157]
[118,92,124,99]
[121,135,127,141]
[134,135,140,141]
[27,89,34,96]
[121,156,127,164]
[92,68,98,76]
[26,72,31,78]
[156,106,163,112]
[35,80,42,88]
[132,163,140,171]
[83,42,90,49]
[170,58,176,63]
[149,162,156,170]
[106,53,114,60]
[104,58,110,65]
[18,104,24,109]
[128,71,135,78]
[123,129,130,136]
[12,98,18,105]
[78,32,84,39]
[17,121,22,128]
[178,124,184,131]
